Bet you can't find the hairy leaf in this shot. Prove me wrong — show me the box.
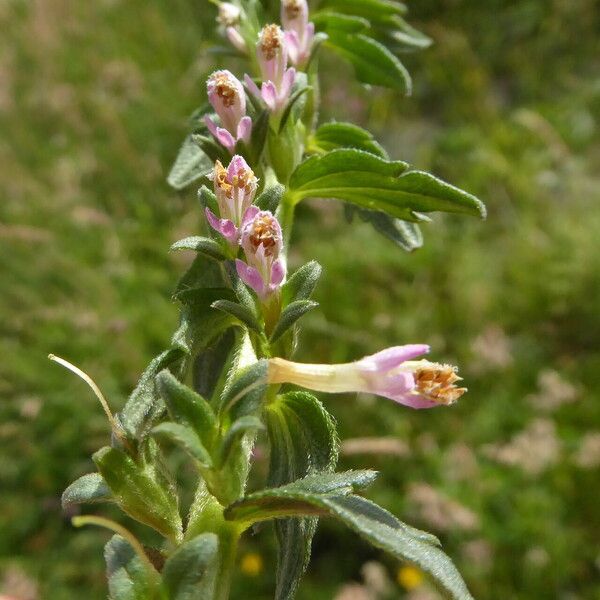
[151,422,213,468]
[282,261,323,306]
[269,300,319,344]
[289,149,486,221]
[168,136,213,191]
[211,300,262,334]
[170,237,228,262]
[62,473,113,509]
[162,534,219,600]
[93,446,182,541]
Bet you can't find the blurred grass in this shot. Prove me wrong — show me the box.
[1,0,599,598]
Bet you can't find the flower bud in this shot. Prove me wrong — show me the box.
[206,156,258,245]
[205,70,252,152]
[281,0,314,67]
[235,210,286,299]
[268,345,468,409]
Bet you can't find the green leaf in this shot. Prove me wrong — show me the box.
[256,183,286,212]
[93,446,183,541]
[325,32,411,93]
[62,473,113,509]
[345,205,423,252]
[162,534,219,600]
[168,135,213,191]
[211,300,262,334]
[151,422,213,468]
[225,477,473,600]
[269,300,319,344]
[105,535,162,600]
[312,122,387,158]
[170,237,228,262]
[312,12,370,34]
[218,360,268,415]
[265,392,339,600]
[118,349,185,442]
[320,0,407,27]
[155,370,216,440]
[289,149,486,221]
[282,261,323,305]
[218,415,264,467]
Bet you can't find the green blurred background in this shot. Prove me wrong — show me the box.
[1,0,599,598]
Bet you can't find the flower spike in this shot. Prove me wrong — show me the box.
[206,70,253,152]
[268,345,468,409]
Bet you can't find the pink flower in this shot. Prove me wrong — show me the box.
[268,345,468,409]
[235,210,286,299]
[217,4,248,54]
[206,156,258,245]
[205,70,253,153]
[281,0,315,67]
[245,24,296,114]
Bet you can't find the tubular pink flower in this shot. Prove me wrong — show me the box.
[247,24,296,114]
[268,345,468,410]
[236,210,286,299]
[206,157,258,245]
[206,70,252,152]
[281,0,315,67]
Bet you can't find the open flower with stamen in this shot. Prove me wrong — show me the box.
[217,3,247,54]
[281,0,315,68]
[268,345,468,409]
[235,210,286,299]
[206,156,258,245]
[205,70,253,153]
[245,24,296,114]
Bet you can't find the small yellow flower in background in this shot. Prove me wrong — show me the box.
[397,565,424,590]
[240,552,263,577]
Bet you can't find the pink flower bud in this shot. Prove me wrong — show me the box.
[206,71,252,152]
[235,210,286,299]
[281,0,314,67]
[206,156,258,245]
[268,345,468,409]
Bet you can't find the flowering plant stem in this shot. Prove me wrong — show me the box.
[57,2,486,599]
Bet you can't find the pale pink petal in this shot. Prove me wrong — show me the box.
[244,74,262,101]
[205,208,238,245]
[237,116,253,144]
[227,155,247,179]
[204,115,220,138]
[270,258,286,286]
[395,393,440,410]
[261,81,278,111]
[280,68,296,100]
[236,259,265,297]
[284,30,301,65]
[226,26,247,54]
[362,344,430,372]
[215,127,236,153]
[242,205,260,226]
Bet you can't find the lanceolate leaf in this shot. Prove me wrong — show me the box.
[93,446,182,542]
[167,135,213,191]
[256,184,286,212]
[211,300,262,334]
[162,534,219,600]
[105,535,162,600]
[225,474,473,600]
[151,422,213,468]
[282,261,323,305]
[218,415,264,467]
[269,300,319,344]
[345,205,423,252]
[170,237,228,262]
[62,473,113,509]
[320,0,407,27]
[325,32,411,93]
[265,393,339,600]
[312,12,370,34]
[289,149,486,221]
[312,122,387,158]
